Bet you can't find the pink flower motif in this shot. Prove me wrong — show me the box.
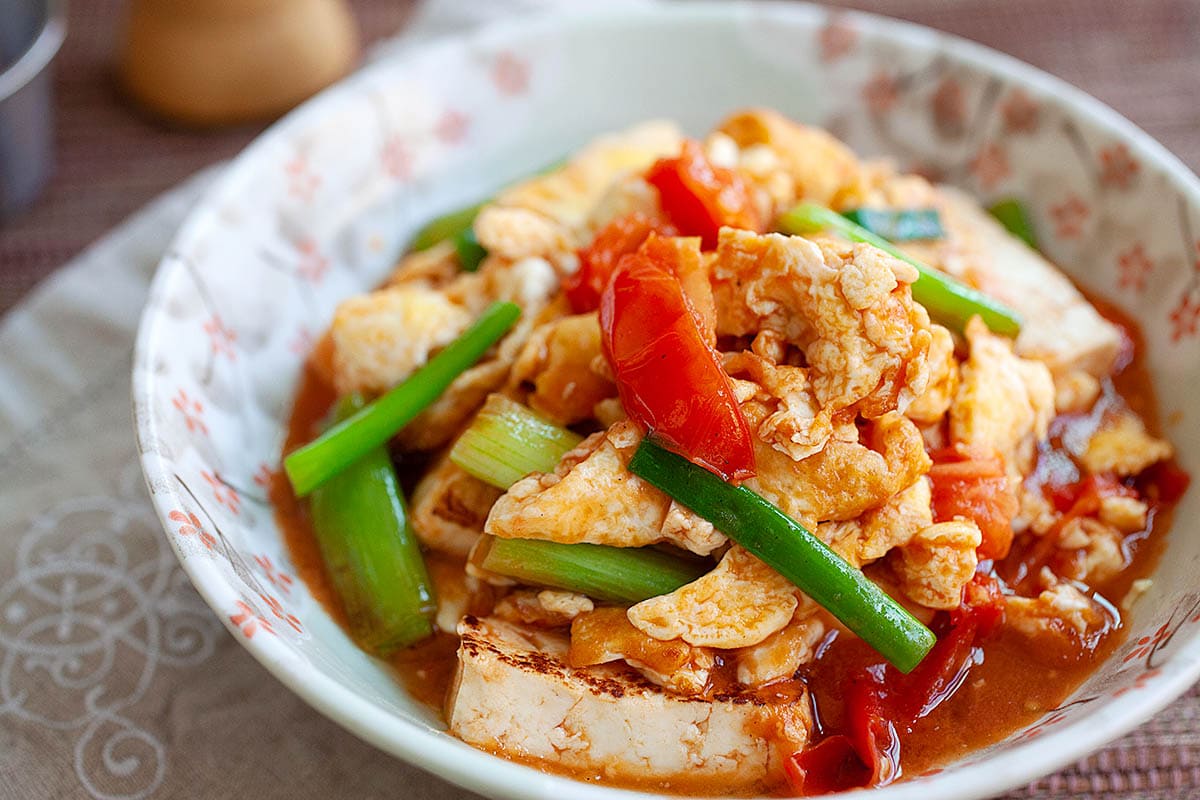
[818,16,857,63]
[171,388,207,435]
[1015,709,1069,741]
[230,600,273,639]
[1050,194,1090,239]
[382,135,414,180]
[435,109,469,144]
[168,509,215,549]
[285,155,320,203]
[1113,668,1162,698]
[253,463,274,489]
[969,142,1010,191]
[491,52,529,96]
[1099,143,1139,189]
[1123,622,1172,663]
[1001,89,1040,134]
[931,77,966,138]
[254,555,296,597]
[863,71,900,116]
[203,314,237,361]
[296,238,329,284]
[259,593,302,633]
[1169,289,1200,343]
[1117,243,1154,292]
[202,469,241,516]
[288,326,315,356]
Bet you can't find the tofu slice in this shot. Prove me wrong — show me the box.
[447,616,810,793]
[907,187,1122,378]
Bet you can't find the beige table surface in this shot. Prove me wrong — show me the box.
[1,1,1198,798]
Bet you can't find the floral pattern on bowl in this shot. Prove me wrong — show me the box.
[132,4,1200,799]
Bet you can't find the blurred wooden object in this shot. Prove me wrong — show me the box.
[118,0,360,126]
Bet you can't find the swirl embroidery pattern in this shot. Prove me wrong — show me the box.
[0,460,221,800]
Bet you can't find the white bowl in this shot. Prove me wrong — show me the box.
[132,3,1200,798]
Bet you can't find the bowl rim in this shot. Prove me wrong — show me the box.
[132,3,1200,799]
[0,0,65,103]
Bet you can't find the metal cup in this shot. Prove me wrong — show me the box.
[0,0,65,221]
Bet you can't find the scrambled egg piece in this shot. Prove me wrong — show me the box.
[508,313,615,425]
[1081,411,1173,477]
[890,520,982,609]
[329,284,472,395]
[905,324,958,424]
[479,120,684,265]
[817,477,933,568]
[627,546,798,649]
[1006,579,1114,643]
[1098,494,1149,533]
[745,410,932,529]
[569,607,715,695]
[736,597,828,687]
[713,229,932,459]
[396,258,564,451]
[1056,517,1127,584]
[484,421,726,556]
[951,316,1055,476]
[906,186,1122,378]
[410,449,502,558]
[717,108,874,210]
[493,589,595,628]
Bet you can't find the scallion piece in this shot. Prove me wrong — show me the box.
[988,198,1038,248]
[410,202,484,252]
[450,395,583,489]
[779,202,1022,338]
[453,226,488,273]
[841,208,944,241]
[285,301,521,496]
[627,437,936,673]
[309,395,435,656]
[475,535,708,604]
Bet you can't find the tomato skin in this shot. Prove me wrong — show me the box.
[566,213,676,314]
[786,593,993,795]
[599,239,756,482]
[951,572,1006,638]
[645,140,761,248]
[928,449,1020,560]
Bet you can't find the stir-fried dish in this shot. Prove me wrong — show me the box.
[276,109,1190,796]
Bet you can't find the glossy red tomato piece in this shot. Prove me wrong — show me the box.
[565,213,676,313]
[645,139,761,248]
[951,572,1006,638]
[928,450,1020,560]
[599,239,755,481]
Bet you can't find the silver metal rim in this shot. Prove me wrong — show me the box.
[0,0,66,103]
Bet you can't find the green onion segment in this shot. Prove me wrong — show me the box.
[779,202,1022,338]
[410,202,484,252]
[628,437,937,673]
[453,227,488,273]
[450,395,583,490]
[475,535,708,605]
[309,396,435,656]
[285,301,521,497]
[988,198,1038,248]
[841,207,944,241]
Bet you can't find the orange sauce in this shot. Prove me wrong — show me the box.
[273,296,1184,796]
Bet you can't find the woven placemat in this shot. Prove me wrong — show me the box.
[0,2,1198,798]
